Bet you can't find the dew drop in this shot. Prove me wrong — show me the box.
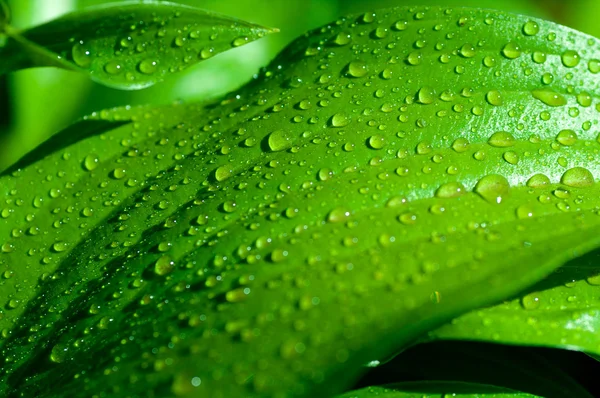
[214,165,233,182]
[138,59,158,74]
[154,255,174,276]
[226,287,250,302]
[333,32,351,45]
[474,174,510,204]
[327,207,351,223]
[531,89,566,107]
[488,131,515,148]
[435,182,466,198]
[104,60,122,75]
[502,42,521,59]
[331,113,350,127]
[459,43,476,58]
[52,241,68,252]
[451,138,470,152]
[527,173,550,188]
[112,168,127,179]
[406,51,422,65]
[521,293,540,310]
[368,135,386,149]
[50,343,69,363]
[267,130,293,152]
[556,129,577,146]
[83,154,100,171]
[417,86,436,104]
[560,167,594,187]
[485,90,502,106]
[71,41,92,68]
[522,21,539,36]
[347,60,368,77]
[516,204,534,219]
[561,50,580,67]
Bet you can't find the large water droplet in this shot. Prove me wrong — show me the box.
[561,50,580,67]
[488,131,515,147]
[347,60,368,77]
[556,129,577,146]
[531,89,566,107]
[502,42,521,59]
[435,182,466,198]
[561,167,594,187]
[474,174,510,204]
[267,130,293,152]
[417,87,436,104]
[71,41,92,68]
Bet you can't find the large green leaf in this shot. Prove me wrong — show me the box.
[3,5,600,397]
[336,382,539,398]
[428,248,600,354]
[0,0,276,89]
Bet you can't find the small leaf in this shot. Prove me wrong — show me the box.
[429,249,600,355]
[0,1,276,89]
[336,382,540,398]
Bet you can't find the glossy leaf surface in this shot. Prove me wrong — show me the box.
[3,5,600,398]
[336,382,539,398]
[429,249,600,355]
[0,1,275,89]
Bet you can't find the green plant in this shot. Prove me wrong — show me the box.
[2,1,600,397]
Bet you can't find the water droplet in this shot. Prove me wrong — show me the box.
[232,36,249,47]
[521,293,540,310]
[333,32,351,45]
[83,154,99,171]
[71,41,92,68]
[556,129,577,146]
[267,130,293,152]
[327,207,350,223]
[561,167,594,187]
[451,138,470,152]
[347,60,368,77]
[50,343,69,363]
[576,92,592,107]
[222,201,237,213]
[104,60,122,75]
[368,135,386,149]
[459,43,476,58]
[527,174,550,188]
[488,131,515,147]
[503,151,519,165]
[435,182,466,198]
[532,51,546,64]
[406,51,422,65]
[588,59,600,73]
[112,168,127,179]
[516,204,534,219]
[138,59,158,74]
[154,256,174,276]
[522,21,539,36]
[226,287,250,302]
[502,42,521,59]
[331,113,350,127]
[417,86,436,104]
[486,90,502,106]
[561,50,580,67]
[474,174,510,204]
[531,89,566,107]
[214,165,233,182]
[52,241,68,252]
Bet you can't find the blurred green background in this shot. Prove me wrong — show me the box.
[1,0,599,171]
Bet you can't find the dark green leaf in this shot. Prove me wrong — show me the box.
[0,1,276,89]
[336,382,539,398]
[353,341,593,398]
[3,5,600,397]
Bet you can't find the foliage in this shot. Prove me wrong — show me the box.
[2,1,600,397]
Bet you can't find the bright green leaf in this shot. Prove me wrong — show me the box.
[3,5,600,397]
[428,249,600,355]
[0,1,276,89]
[336,382,539,398]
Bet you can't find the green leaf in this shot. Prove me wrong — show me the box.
[0,1,276,89]
[428,248,600,355]
[336,382,539,398]
[3,5,600,397]
[355,341,593,397]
